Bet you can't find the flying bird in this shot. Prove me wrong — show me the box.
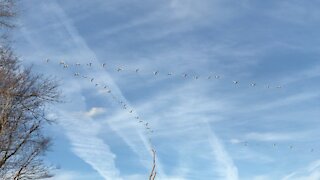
[90,78,94,82]
[233,80,239,84]
[102,63,106,67]
[46,58,50,63]
[154,71,159,75]
[183,74,188,78]
[251,83,256,87]
[117,67,123,72]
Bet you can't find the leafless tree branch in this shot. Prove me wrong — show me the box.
[0,0,16,28]
[149,148,157,180]
[0,46,59,179]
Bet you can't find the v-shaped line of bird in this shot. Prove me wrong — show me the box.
[48,58,159,177]
[44,58,317,161]
[50,59,158,170]
[48,59,283,89]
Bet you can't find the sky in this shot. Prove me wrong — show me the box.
[9,0,320,179]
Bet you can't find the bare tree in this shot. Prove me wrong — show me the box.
[1,1,59,179]
[0,0,15,28]
[0,46,60,179]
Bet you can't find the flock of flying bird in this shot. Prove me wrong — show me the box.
[51,59,284,89]
[48,59,156,141]
[51,59,158,177]
[43,59,317,155]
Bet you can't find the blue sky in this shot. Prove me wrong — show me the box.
[11,0,320,179]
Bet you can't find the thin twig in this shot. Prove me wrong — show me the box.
[149,148,156,180]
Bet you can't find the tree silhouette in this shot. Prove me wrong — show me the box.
[0,46,60,179]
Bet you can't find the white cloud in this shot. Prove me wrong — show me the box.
[117,80,238,179]
[16,1,320,180]
[18,2,124,180]
[230,138,242,144]
[206,126,238,180]
[85,107,106,118]
[55,83,122,180]
[49,170,101,180]
[245,92,320,112]
[168,0,238,25]
[244,132,304,142]
[279,65,320,86]
[282,160,320,180]
[252,175,271,180]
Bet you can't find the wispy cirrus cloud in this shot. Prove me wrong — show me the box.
[14,0,320,180]
[111,80,239,179]
[244,132,306,142]
[16,2,125,179]
[282,160,320,180]
[207,127,239,180]
[49,170,102,180]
